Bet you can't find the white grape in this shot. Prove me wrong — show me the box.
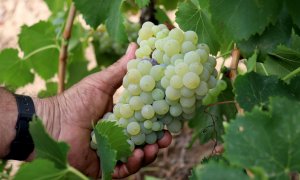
[167,119,182,133]
[184,51,200,64]
[129,96,144,110]
[164,39,180,56]
[170,75,183,89]
[175,62,189,76]
[140,92,154,104]
[183,72,200,89]
[131,133,146,145]
[127,122,141,135]
[169,28,184,43]
[170,103,183,117]
[180,96,196,108]
[152,88,165,100]
[137,60,152,75]
[184,31,198,44]
[195,81,208,96]
[166,86,181,100]
[120,104,134,119]
[153,100,169,115]
[145,132,157,144]
[140,75,155,92]
[141,105,155,119]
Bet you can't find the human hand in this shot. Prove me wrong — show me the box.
[33,43,172,178]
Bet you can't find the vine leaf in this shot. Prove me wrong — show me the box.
[210,0,282,41]
[234,72,300,111]
[19,21,59,80]
[176,0,220,55]
[286,0,300,29]
[94,121,131,179]
[44,0,66,15]
[189,162,249,180]
[238,10,292,59]
[38,82,58,98]
[14,159,63,179]
[29,117,69,169]
[73,0,127,43]
[0,49,34,90]
[135,0,150,8]
[224,97,300,179]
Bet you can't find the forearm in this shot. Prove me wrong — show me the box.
[0,88,18,158]
[0,87,60,159]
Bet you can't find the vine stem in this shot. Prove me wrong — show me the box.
[230,45,244,115]
[68,166,89,180]
[282,66,300,81]
[58,3,76,94]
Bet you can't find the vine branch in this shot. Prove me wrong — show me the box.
[230,45,244,115]
[58,3,76,94]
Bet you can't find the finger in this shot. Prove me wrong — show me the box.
[112,149,144,178]
[91,43,138,94]
[157,130,172,149]
[143,144,159,165]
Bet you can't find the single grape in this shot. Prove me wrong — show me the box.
[141,105,155,119]
[153,100,169,115]
[167,119,182,133]
[166,86,181,100]
[129,96,144,110]
[139,28,153,40]
[169,28,184,43]
[120,104,134,118]
[152,121,163,131]
[152,49,164,64]
[195,81,208,96]
[127,121,141,135]
[181,41,196,54]
[183,72,200,89]
[180,86,195,97]
[152,88,165,100]
[170,103,183,117]
[131,133,146,145]
[200,68,210,82]
[161,115,173,124]
[184,51,200,64]
[189,62,203,75]
[140,92,154,104]
[175,62,189,76]
[144,120,153,129]
[137,60,152,75]
[170,75,183,89]
[164,39,180,57]
[180,96,196,108]
[127,59,139,70]
[145,132,157,144]
[118,118,129,128]
[127,84,142,96]
[208,76,217,88]
[140,75,156,92]
[134,111,145,121]
[127,69,142,83]
[161,76,170,89]
[165,65,175,79]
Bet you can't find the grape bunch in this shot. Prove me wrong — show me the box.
[91,22,226,154]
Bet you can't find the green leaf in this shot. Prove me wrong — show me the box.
[210,0,282,41]
[14,159,63,180]
[155,7,172,24]
[262,56,291,78]
[286,0,300,29]
[94,121,131,180]
[157,0,180,10]
[106,0,128,43]
[73,0,110,29]
[289,75,300,99]
[238,10,292,60]
[224,97,300,179]
[0,49,34,89]
[44,0,66,15]
[66,60,89,87]
[29,118,69,169]
[234,72,299,111]
[246,50,258,72]
[135,0,150,8]
[176,0,220,55]
[19,21,59,80]
[0,160,6,172]
[38,82,58,98]
[189,162,249,180]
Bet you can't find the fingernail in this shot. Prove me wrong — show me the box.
[126,43,135,54]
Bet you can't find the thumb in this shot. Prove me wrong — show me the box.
[86,43,138,95]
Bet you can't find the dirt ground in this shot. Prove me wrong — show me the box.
[0,0,217,179]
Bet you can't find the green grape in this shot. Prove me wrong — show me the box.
[165,65,175,79]
[167,119,182,133]
[120,104,134,118]
[208,88,220,97]
[142,21,154,29]
[161,76,170,89]
[184,51,200,64]
[171,54,184,63]
[180,96,196,108]
[180,86,194,97]
[202,94,213,105]
[137,60,152,75]
[127,84,142,96]
[164,39,180,56]
[195,81,208,96]
[131,133,146,145]
[155,38,165,51]
[127,59,139,70]
[163,54,171,64]
[153,100,169,115]
[118,118,129,128]
[144,120,153,129]
[145,132,157,144]
[113,104,122,118]
[127,122,141,135]
[197,43,210,54]
[166,98,179,105]
[139,28,153,40]
[170,103,183,117]
[127,69,142,83]
[183,72,200,89]
[182,105,196,114]
[152,121,163,131]
[217,80,227,91]
[134,111,145,121]
[170,75,183,89]
[129,96,144,110]
[196,48,209,63]
[123,75,129,88]
[175,62,189,76]
[184,31,198,44]
[166,86,181,100]
[174,59,184,65]
[189,62,203,75]
[152,88,165,100]
[161,115,173,124]
[140,122,152,134]
[208,56,217,67]
[200,68,209,81]
[208,76,217,88]
[140,92,154,104]
[168,28,184,43]
[141,105,155,119]
[152,49,164,64]
[140,75,155,92]
[152,25,160,35]
[150,65,165,81]
[181,41,196,54]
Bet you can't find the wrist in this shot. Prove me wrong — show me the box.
[32,96,62,140]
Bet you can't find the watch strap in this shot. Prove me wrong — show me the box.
[4,95,35,160]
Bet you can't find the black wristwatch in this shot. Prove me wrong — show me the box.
[4,95,35,160]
